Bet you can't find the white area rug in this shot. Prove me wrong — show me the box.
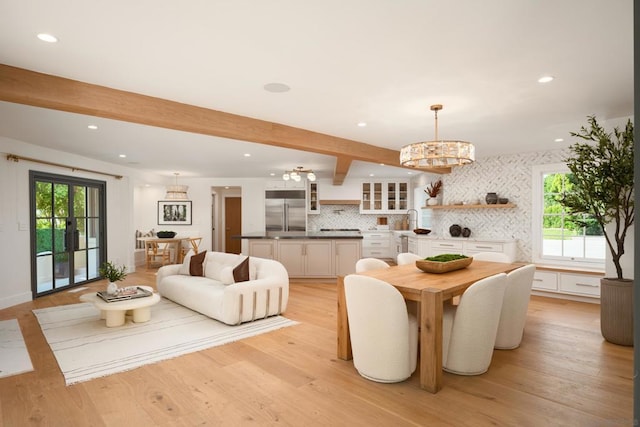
[0,319,34,378]
[33,298,298,385]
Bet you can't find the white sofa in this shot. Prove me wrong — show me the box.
[157,251,289,325]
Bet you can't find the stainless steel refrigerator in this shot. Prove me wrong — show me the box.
[265,190,306,232]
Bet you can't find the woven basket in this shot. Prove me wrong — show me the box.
[415,257,473,274]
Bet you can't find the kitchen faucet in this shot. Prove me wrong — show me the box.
[406,209,418,230]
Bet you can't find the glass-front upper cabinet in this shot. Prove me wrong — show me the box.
[361,180,409,213]
[308,182,319,214]
[361,182,383,212]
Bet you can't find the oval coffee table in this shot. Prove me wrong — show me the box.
[80,286,161,327]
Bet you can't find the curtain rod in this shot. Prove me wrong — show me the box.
[6,154,123,180]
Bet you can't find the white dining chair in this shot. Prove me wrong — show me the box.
[396,252,422,266]
[355,258,390,273]
[472,252,511,263]
[343,274,418,383]
[495,264,536,349]
[442,273,507,375]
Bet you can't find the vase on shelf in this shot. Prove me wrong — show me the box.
[449,224,462,237]
[485,192,498,204]
[427,198,438,206]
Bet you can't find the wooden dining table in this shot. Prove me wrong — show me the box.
[337,260,521,393]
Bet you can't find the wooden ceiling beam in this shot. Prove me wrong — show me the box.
[333,156,353,185]
[0,64,449,178]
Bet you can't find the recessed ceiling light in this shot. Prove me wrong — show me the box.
[379,163,385,166]
[243,153,251,157]
[407,172,413,175]
[37,33,58,43]
[538,76,554,83]
[263,83,291,93]
[357,122,367,127]
[369,173,375,177]
[270,173,275,176]
[87,125,98,130]
[119,154,126,158]
[554,138,564,142]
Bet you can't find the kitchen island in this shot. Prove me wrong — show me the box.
[238,231,363,278]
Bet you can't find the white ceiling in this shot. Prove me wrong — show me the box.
[0,0,633,180]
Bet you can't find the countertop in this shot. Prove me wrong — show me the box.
[236,231,363,240]
[408,234,515,243]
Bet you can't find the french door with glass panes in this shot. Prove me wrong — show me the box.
[30,172,106,297]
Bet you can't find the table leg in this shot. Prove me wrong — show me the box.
[132,307,151,323]
[420,288,443,393]
[105,310,126,327]
[336,276,352,360]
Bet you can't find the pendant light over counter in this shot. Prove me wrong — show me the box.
[400,104,475,168]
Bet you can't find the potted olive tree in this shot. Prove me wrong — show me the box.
[559,116,634,345]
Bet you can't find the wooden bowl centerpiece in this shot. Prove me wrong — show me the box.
[413,228,431,235]
[415,254,473,274]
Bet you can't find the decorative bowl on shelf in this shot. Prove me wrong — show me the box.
[157,231,177,238]
[415,255,473,274]
[413,228,431,235]
[498,198,509,204]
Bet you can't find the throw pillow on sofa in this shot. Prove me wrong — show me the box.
[233,256,250,282]
[219,256,252,285]
[189,250,207,276]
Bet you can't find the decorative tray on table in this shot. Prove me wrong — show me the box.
[415,254,473,274]
[97,286,153,303]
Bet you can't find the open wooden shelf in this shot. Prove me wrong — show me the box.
[422,203,517,210]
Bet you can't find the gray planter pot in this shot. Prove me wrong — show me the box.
[600,278,634,346]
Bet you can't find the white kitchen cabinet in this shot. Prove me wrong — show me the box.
[334,240,362,277]
[463,241,517,262]
[304,241,334,276]
[308,182,319,214]
[532,267,602,300]
[408,236,516,261]
[407,236,418,255]
[407,236,431,257]
[277,241,306,277]
[428,240,463,256]
[266,180,306,189]
[532,270,558,291]
[277,240,333,278]
[361,231,392,259]
[248,240,277,260]
[360,180,410,214]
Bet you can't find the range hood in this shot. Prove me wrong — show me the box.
[319,199,360,205]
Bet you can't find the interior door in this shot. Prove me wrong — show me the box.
[224,197,242,254]
[31,172,106,297]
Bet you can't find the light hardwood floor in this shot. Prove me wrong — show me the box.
[0,270,633,426]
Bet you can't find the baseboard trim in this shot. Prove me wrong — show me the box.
[0,291,32,310]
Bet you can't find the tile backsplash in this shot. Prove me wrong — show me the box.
[308,205,410,231]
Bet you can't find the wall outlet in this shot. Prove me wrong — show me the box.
[18,221,28,231]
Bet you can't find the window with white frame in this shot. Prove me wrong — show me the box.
[532,164,605,267]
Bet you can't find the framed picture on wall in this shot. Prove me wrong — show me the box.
[158,201,192,225]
